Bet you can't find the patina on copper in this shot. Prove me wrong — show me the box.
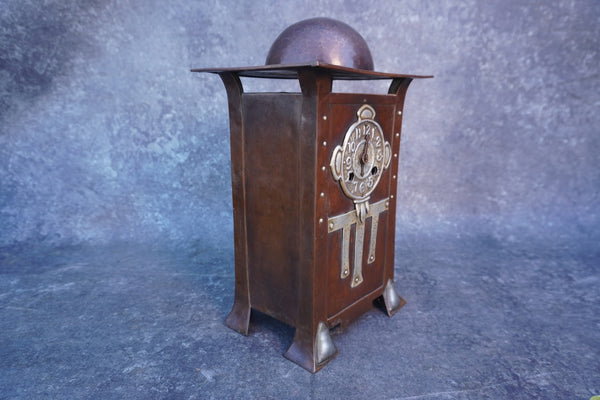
[192,18,432,373]
[266,17,374,70]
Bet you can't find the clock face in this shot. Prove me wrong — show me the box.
[330,105,391,201]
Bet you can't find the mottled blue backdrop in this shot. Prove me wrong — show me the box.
[1,0,599,250]
[1,1,600,398]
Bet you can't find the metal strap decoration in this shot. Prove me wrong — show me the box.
[328,198,389,288]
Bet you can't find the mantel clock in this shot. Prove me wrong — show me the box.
[192,17,431,372]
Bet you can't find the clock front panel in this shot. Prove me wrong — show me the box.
[321,95,400,320]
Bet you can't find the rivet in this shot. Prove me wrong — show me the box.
[369,256,374,261]
[323,115,327,121]
[395,133,400,137]
[393,175,396,179]
[344,269,348,275]
[323,141,327,147]
[391,195,394,199]
[397,111,402,116]
[329,222,334,229]
[385,201,389,207]
[319,218,324,224]
[320,192,325,198]
[322,166,326,172]
[394,153,398,158]
[354,277,359,283]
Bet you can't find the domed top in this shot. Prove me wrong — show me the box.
[265,18,374,71]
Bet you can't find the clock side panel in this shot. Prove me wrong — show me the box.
[242,93,303,327]
[322,96,398,321]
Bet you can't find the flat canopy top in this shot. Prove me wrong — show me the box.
[191,62,433,81]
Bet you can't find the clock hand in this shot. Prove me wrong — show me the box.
[361,134,370,176]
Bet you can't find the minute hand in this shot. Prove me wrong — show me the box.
[361,134,370,176]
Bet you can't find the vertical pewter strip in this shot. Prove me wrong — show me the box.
[329,212,355,279]
[352,220,365,287]
[367,199,388,264]
[368,213,379,264]
[340,225,351,279]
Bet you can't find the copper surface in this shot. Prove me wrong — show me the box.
[265,17,374,70]
[193,19,431,373]
[191,62,432,80]
[203,68,426,372]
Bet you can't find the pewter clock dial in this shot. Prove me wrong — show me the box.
[330,105,391,201]
[330,104,392,221]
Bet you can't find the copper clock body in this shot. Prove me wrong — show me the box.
[193,18,431,373]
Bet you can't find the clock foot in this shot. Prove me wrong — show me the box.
[224,301,251,335]
[381,278,406,317]
[284,321,338,373]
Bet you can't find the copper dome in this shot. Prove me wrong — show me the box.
[265,18,374,71]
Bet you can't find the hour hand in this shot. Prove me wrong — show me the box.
[361,135,369,165]
[360,137,370,175]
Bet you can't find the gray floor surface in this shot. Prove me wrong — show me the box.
[1,229,599,399]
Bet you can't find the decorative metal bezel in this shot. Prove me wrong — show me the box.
[330,104,391,203]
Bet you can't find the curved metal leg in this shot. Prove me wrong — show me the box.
[382,278,406,317]
[224,301,251,335]
[284,321,338,373]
